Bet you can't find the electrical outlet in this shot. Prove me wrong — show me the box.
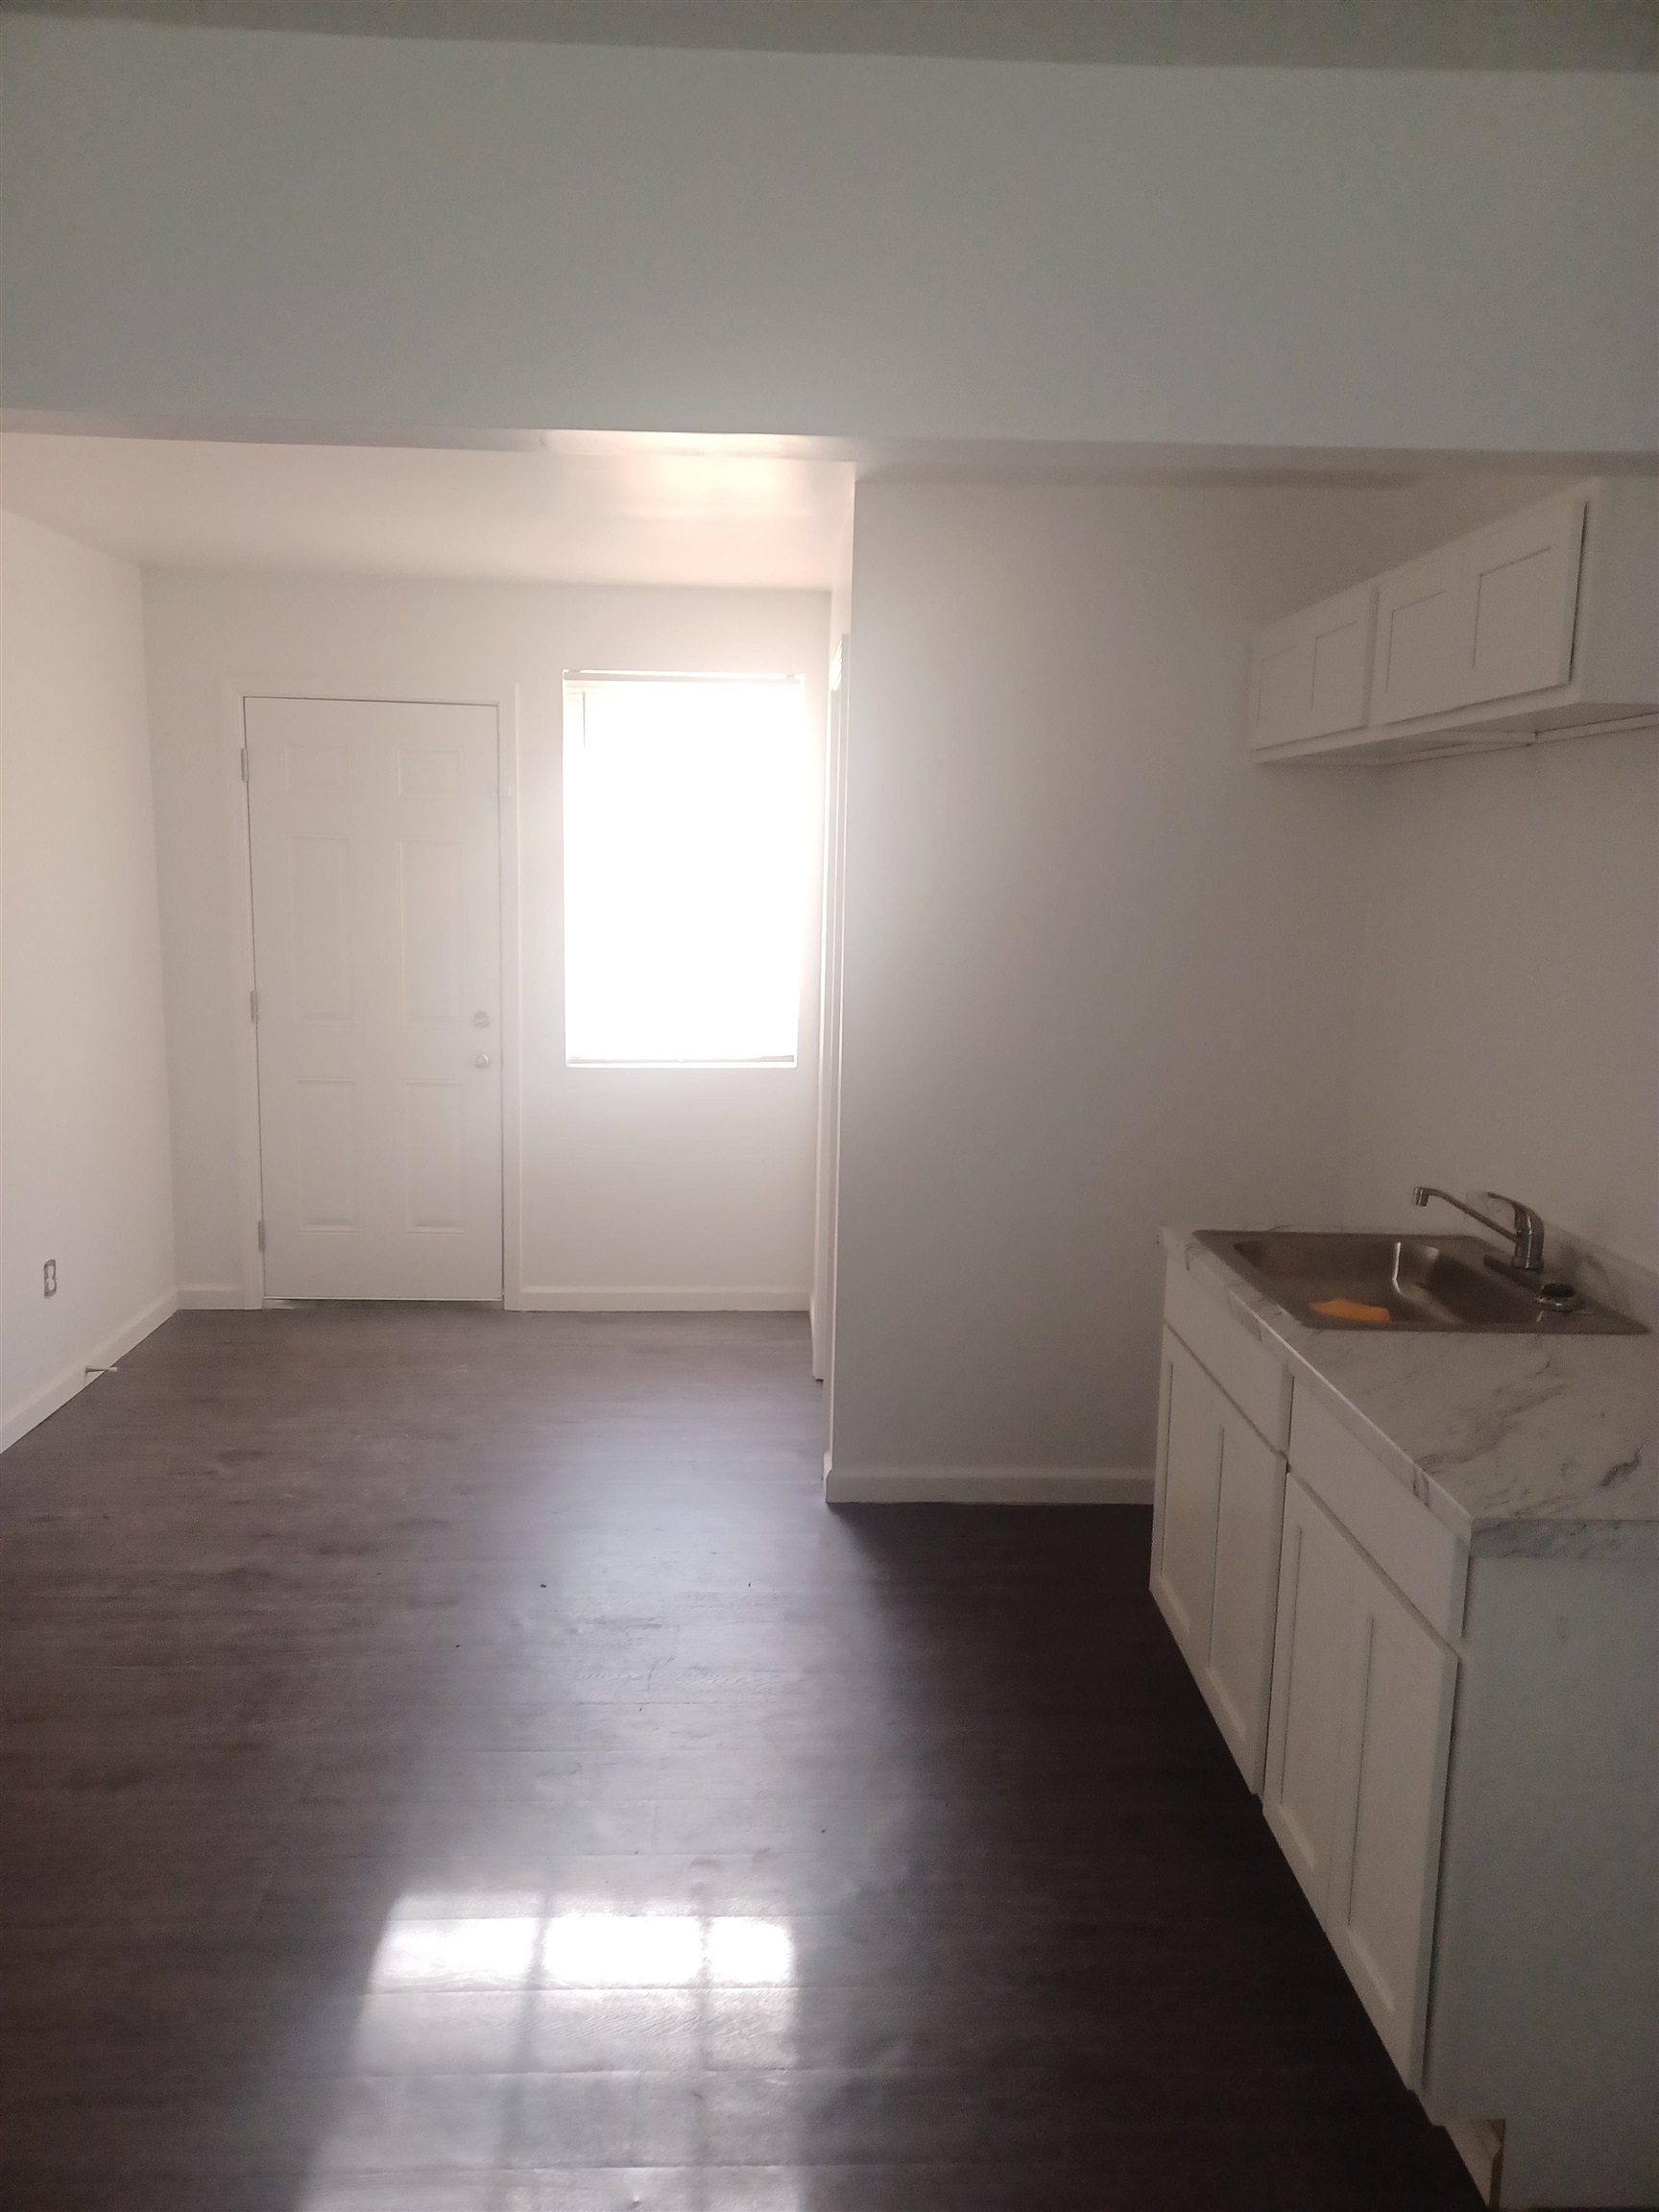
[43,1260,57,1297]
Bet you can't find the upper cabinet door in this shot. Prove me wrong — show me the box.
[1248,582,1376,752]
[1371,491,1587,726]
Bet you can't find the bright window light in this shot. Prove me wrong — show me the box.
[563,674,809,1066]
[331,1893,802,2200]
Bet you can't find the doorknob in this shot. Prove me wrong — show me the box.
[474,1052,493,1069]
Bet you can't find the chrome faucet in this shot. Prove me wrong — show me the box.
[1412,1186,1547,1284]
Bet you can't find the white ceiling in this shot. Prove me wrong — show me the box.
[0,433,855,591]
[10,427,1583,590]
[7,1,1654,70]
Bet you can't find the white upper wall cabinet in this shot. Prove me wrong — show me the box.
[1371,490,1584,726]
[1247,583,1376,752]
[1248,477,1658,763]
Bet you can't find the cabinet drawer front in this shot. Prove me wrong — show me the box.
[1165,1258,1291,1448]
[1288,1388,1466,1643]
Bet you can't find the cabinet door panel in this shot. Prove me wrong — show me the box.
[1464,494,1585,704]
[1148,1333,1179,1626]
[1251,631,1310,750]
[1151,1333,1222,1665]
[1248,583,1375,751]
[1263,1477,1356,1915]
[1373,492,1586,725]
[1327,1555,1457,2086]
[1372,545,1466,725]
[1203,1413,1286,1791]
[1305,589,1377,737]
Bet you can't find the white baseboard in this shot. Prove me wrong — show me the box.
[824,1462,1155,1504]
[517,1286,810,1312]
[177,1282,247,1310]
[0,1286,179,1455]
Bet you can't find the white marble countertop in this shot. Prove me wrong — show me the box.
[1163,1226,1657,1561]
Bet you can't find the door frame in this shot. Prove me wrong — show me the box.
[810,634,849,1388]
[219,677,524,1310]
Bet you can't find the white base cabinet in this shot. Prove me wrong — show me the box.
[1151,1328,1286,1792]
[1264,1474,1456,2086]
[1150,1249,1657,2207]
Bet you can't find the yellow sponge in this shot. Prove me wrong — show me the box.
[1310,1296,1391,1324]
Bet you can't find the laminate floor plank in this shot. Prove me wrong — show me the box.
[0,1309,1477,2207]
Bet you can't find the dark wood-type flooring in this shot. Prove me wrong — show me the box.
[0,1309,1479,2211]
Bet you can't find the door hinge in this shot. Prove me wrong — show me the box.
[250,988,259,1023]
[256,1219,266,1252]
[240,746,250,782]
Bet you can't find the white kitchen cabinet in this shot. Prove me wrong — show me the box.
[1326,1536,1457,2084]
[1200,1402,1286,1791]
[1154,1238,1657,2204]
[1262,1473,1357,1914]
[1264,1473,1455,2089]
[1370,490,1585,727]
[1151,1331,1221,1662]
[1151,1325,1286,1791]
[1247,582,1375,754]
[1246,475,1657,762]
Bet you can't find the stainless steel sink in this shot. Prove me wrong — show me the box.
[1196,1230,1647,1334]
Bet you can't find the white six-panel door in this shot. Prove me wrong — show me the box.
[246,697,503,1302]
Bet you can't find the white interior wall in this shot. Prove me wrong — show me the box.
[3,19,1653,456]
[1376,470,1594,563]
[142,570,830,1306]
[829,478,1408,1484]
[1341,725,1658,1270]
[0,509,177,1449]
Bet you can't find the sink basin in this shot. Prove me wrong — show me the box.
[1196,1230,1647,1334]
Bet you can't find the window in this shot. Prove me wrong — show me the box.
[563,674,810,1066]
